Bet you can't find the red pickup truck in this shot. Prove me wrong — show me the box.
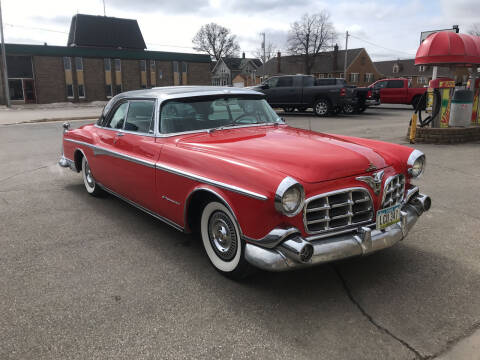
[369,78,426,108]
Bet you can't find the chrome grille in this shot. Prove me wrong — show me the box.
[382,174,405,208]
[304,188,374,234]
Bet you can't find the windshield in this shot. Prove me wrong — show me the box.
[160,97,281,134]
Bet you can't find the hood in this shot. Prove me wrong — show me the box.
[175,126,389,183]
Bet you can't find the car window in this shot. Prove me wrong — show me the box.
[315,78,336,86]
[105,102,128,129]
[160,97,281,134]
[124,100,155,134]
[276,77,293,87]
[266,77,279,88]
[303,76,315,87]
[387,80,404,88]
[374,81,387,90]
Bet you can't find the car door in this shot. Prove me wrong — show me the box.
[274,76,296,104]
[381,80,405,103]
[112,99,161,212]
[373,80,387,102]
[92,100,129,194]
[262,77,279,105]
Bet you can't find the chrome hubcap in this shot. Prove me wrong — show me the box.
[316,102,327,115]
[208,211,237,261]
[85,162,95,188]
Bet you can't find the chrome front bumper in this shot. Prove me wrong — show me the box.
[58,155,76,170]
[245,192,430,272]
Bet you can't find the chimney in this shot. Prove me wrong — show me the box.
[277,51,281,74]
[242,52,245,59]
[333,44,338,70]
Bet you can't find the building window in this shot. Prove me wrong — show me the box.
[140,60,146,72]
[339,73,344,79]
[173,61,180,85]
[63,57,71,70]
[349,73,359,83]
[75,57,83,71]
[181,62,188,85]
[158,70,163,80]
[114,59,121,71]
[150,60,156,87]
[105,84,113,98]
[418,76,427,85]
[393,64,399,73]
[66,84,74,98]
[104,58,111,71]
[419,65,426,72]
[115,84,122,94]
[364,73,374,83]
[78,84,85,98]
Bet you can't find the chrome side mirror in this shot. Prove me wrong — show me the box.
[63,122,70,133]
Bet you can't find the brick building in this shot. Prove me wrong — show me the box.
[257,45,382,86]
[0,14,211,105]
[373,59,470,87]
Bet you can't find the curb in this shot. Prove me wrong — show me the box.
[1,116,97,126]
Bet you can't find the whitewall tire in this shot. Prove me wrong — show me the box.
[82,156,104,197]
[200,201,252,278]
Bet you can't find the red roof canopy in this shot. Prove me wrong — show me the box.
[415,31,480,66]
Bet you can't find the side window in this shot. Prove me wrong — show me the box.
[105,102,128,129]
[303,76,315,87]
[124,100,155,133]
[374,81,387,90]
[266,77,279,88]
[387,80,404,88]
[276,77,293,87]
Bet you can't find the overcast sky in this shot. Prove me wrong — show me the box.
[2,0,479,61]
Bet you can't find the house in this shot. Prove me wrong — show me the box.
[0,14,211,105]
[257,45,382,86]
[373,59,470,87]
[211,53,263,86]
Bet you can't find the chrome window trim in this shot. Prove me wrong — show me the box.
[64,138,268,201]
[155,122,284,138]
[303,187,374,235]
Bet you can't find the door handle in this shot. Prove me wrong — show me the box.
[116,132,125,137]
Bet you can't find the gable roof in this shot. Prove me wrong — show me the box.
[374,59,451,77]
[216,57,263,72]
[68,14,146,50]
[257,48,365,76]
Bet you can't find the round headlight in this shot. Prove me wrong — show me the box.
[407,149,426,178]
[275,177,305,217]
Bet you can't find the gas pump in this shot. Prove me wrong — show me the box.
[428,78,455,128]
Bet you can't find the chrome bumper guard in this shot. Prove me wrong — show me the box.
[245,192,430,272]
[58,155,75,170]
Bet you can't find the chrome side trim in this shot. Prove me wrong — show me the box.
[97,182,184,232]
[65,139,268,201]
[156,163,268,201]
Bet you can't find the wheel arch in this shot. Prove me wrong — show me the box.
[73,148,87,173]
[184,186,243,236]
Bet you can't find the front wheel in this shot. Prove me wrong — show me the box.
[313,99,330,117]
[82,156,105,197]
[283,107,295,113]
[200,201,252,279]
[343,103,355,114]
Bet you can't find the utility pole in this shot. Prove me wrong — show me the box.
[0,0,9,107]
[344,30,349,81]
[103,0,106,16]
[261,32,266,64]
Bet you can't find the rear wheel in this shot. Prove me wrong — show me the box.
[313,99,330,117]
[82,156,105,197]
[200,201,252,279]
[343,103,355,114]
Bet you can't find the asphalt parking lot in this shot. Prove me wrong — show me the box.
[1,105,479,359]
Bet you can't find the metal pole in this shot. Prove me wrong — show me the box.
[103,0,106,16]
[344,31,348,81]
[0,0,10,107]
[262,32,266,64]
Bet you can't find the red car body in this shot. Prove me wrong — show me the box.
[59,87,431,277]
[369,78,427,106]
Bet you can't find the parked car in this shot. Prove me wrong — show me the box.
[251,75,354,116]
[59,86,431,279]
[368,78,427,108]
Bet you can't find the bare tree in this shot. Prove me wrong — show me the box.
[468,23,480,36]
[192,23,240,60]
[254,41,276,64]
[287,11,337,74]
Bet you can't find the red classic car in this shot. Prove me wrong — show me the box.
[59,86,431,278]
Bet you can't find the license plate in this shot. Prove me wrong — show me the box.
[376,204,401,230]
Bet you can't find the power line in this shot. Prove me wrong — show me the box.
[348,33,414,58]
[5,23,68,34]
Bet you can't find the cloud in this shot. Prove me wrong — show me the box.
[229,0,311,12]
[31,15,71,26]
[106,0,212,14]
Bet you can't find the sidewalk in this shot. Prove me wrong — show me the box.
[0,101,106,125]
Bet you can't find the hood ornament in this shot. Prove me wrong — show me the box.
[356,170,384,195]
[366,162,377,172]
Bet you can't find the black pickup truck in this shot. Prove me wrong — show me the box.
[251,75,352,116]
